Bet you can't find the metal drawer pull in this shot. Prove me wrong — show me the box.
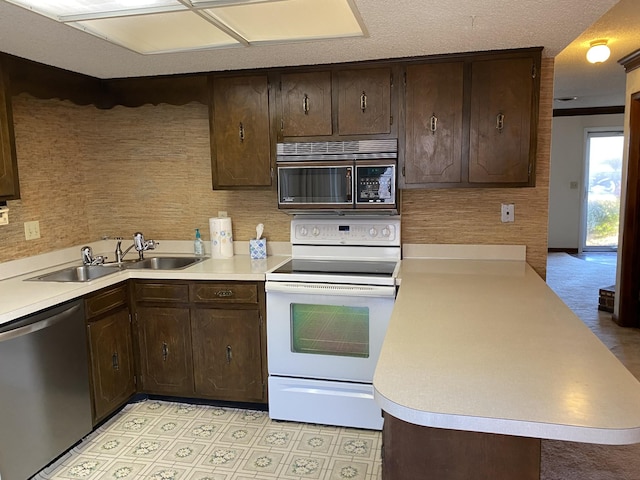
[360,91,367,112]
[162,342,169,361]
[112,352,119,371]
[303,94,310,114]
[496,113,505,132]
[239,122,245,142]
[430,114,438,133]
[216,290,234,297]
[226,345,232,364]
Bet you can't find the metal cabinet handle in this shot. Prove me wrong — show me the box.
[239,122,245,142]
[112,352,119,371]
[496,113,505,132]
[303,94,310,115]
[226,345,232,364]
[162,342,168,361]
[216,290,234,297]
[360,91,367,113]
[430,114,438,134]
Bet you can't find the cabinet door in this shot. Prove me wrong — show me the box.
[280,71,332,137]
[403,62,464,185]
[136,306,194,395]
[0,64,19,200]
[88,308,135,423]
[211,75,272,188]
[192,308,264,402]
[469,57,535,184]
[337,68,392,136]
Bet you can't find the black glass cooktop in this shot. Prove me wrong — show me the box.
[273,259,397,277]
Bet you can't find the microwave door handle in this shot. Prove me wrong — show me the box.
[346,167,352,202]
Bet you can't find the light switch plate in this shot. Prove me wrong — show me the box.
[25,220,41,240]
[501,204,515,223]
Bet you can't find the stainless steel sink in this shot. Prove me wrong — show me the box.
[28,265,122,282]
[124,256,205,270]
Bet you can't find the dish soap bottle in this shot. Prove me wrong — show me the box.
[194,228,204,256]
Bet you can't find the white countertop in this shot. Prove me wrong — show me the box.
[0,240,290,325]
[374,257,640,445]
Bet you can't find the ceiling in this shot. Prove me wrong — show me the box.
[0,0,636,110]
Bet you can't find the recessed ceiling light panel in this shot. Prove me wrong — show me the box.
[204,0,364,43]
[73,10,241,53]
[5,0,365,54]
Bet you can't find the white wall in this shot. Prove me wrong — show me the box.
[548,113,624,249]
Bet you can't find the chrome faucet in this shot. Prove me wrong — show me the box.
[119,232,159,261]
[114,237,124,263]
[80,246,106,265]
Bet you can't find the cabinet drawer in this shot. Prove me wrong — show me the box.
[190,283,258,304]
[135,282,189,303]
[85,283,128,320]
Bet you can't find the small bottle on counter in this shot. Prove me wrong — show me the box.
[194,228,204,256]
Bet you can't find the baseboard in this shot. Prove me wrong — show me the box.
[548,248,579,254]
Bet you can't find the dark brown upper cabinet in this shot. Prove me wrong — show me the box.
[400,48,541,188]
[209,74,273,189]
[276,65,397,142]
[0,62,19,200]
[337,67,393,136]
[280,71,333,137]
[403,62,464,185]
[468,56,537,184]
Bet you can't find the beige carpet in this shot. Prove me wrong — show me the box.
[543,252,640,480]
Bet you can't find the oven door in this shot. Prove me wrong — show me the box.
[277,162,353,209]
[266,281,396,382]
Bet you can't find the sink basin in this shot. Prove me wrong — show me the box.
[29,265,122,282]
[124,256,205,270]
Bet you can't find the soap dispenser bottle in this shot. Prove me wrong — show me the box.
[194,228,204,256]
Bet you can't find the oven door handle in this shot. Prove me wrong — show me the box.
[265,281,396,297]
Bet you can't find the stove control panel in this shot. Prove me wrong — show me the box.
[291,216,401,246]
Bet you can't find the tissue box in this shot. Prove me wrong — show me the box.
[249,239,267,259]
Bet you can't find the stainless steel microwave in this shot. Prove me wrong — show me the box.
[276,140,398,213]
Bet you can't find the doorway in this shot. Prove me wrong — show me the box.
[581,129,624,251]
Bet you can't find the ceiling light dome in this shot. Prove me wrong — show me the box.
[586,40,610,64]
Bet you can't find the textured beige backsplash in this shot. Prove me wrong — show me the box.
[0,58,552,277]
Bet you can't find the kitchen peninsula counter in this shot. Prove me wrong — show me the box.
[0,241,289,325]
[374,250,640,479]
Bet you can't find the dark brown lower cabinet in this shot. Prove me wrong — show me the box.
[382,413,540,480]
[136,306,194,396]
[192,308,264,402]
[85,283,135,424]
[132,280,267,404]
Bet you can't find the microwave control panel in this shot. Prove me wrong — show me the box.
[356,165,396,204]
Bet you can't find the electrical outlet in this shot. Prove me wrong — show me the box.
[218,211,227,218]
[501,204,515,223]
[24,220,41,240]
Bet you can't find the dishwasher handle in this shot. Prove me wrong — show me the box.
[0,303,82,343]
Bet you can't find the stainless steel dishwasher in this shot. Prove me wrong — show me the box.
[0,300,93,480]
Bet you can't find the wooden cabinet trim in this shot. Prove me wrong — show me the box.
[85,283,128,320]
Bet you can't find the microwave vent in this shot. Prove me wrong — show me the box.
[277,139,397,159]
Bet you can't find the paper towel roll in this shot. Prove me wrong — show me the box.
[209,217,234,258]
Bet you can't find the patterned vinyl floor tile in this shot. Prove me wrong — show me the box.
[32,400,381,480]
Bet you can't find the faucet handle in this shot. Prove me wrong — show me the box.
[81,246,93,265]
[146,240,159,250]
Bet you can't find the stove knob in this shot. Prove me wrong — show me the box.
[369,227,378,237]
[299,227,308,237]
[382,227,391,237]
[312,227,320,236]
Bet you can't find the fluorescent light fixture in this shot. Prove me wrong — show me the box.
[586,40,611,64]
[4,0,365,54]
